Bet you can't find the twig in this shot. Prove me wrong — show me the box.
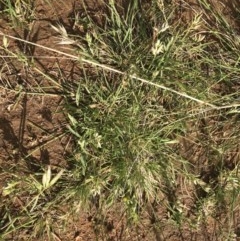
[51,232,62,241]
[0,32,239,110]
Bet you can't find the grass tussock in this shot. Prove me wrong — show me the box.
[0,0,240,240]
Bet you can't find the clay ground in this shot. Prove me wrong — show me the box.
[0,0,240,240]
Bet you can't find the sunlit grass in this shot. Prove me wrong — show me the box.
[0,0,240,240]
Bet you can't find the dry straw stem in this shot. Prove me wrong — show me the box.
[0,32,239,110]
[0,85,61,96]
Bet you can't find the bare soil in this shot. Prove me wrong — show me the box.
[0,0,240,240]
